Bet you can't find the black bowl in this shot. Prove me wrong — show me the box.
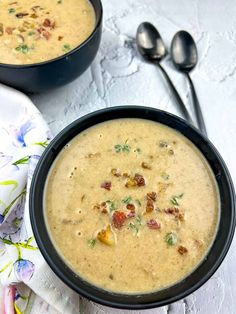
[0,0,102,93]
[30,106,235,309]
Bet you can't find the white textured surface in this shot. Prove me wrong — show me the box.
[31,0,236,313]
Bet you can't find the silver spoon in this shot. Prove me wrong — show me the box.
[136,22,193,125]
[171,31,207,136]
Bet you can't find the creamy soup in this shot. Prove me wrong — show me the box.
[0,0,95,64]
[45,119,219,293]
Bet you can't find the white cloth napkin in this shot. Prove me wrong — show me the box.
[0,84,81,313]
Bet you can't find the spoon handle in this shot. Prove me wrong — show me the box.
[185,73,207,136]
[157,63,194,125]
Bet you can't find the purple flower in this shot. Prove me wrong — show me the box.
[14,259,35,281]
[0,215,4,224]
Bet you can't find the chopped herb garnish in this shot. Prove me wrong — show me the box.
[170,193,184,206]
[57,0,63,3]
[135,215,142,225]
[165,232,177,246]
[63,44,71,52]
[87,238,96,248]
[128,222,139,236]
[122,196,132,204]
[8,8,16,14]
[159,140,168,148]
[161,173,170,180]
[15,44,29,54]
[106,200,116,213]
[28,31,35,36]
[114,142,130,153]
[134,148,141,153]
[135,199,141,206]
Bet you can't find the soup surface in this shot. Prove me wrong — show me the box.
[45,119,219,293]
[0,0,95,64]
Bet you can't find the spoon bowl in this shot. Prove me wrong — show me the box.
[171,31,198,72]
[136,22,166,62]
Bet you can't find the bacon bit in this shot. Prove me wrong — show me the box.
[111,168,121,177]
[97,224,115,246]
[37,27,51,40]
[147,219,161,230]
[43,18,55,29]
[134,173,145,186]
[178,246,188,255]
[126,203,135,211]
[30,13,38,19]
[126,204,136,218]
[126,209,136,218]
[146,199,154,213]
[100,181,111,191]
[93,202,108,214]
[141,162,152,170]
[58,35,63,41]
[0,24,3,36]
[164,208,184,221]
[5,27,15,35]
[16,12,29,18]
[147,192,157,201]
[112,211,126,229]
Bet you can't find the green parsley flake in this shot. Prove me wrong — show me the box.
[122,196,132,204]
[165,232,177,246]
[8,8,15,13]
[170,193,184,206]
[87,238,96,248]
[63,44,71,52]
[161,173,170,180]
[106,200,116,213]
[15,44,30,54]
[128,222,139,236]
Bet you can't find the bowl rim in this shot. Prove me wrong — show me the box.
[30,106,236,309]
[0,0,103,69]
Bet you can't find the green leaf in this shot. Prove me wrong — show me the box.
[165,232,177,246]
[1,238,13,245]
[32,140,49,148]
[0,180,18,193]
[87,239,96,248]
[2,188,26,217]
[135,199,141,206]
[13,156,29,166]
[0,262,12,273]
